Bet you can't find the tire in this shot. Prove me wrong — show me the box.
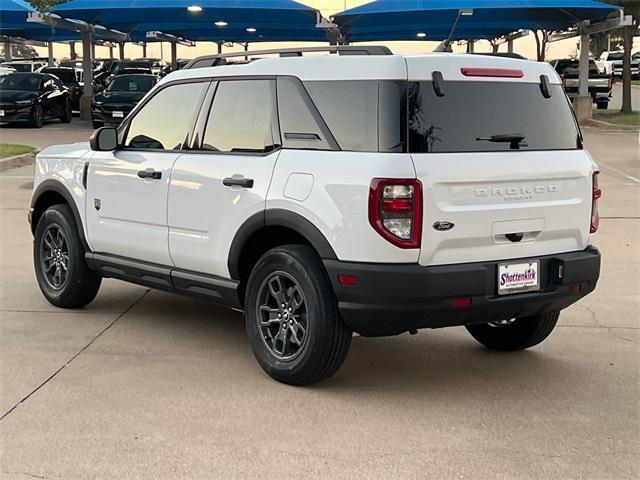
[596,101,609,110]
[244,245,352,385]
[31,105,44,128]
[34,204,102,308]
[465,311,559,352]
[61,99,72,123]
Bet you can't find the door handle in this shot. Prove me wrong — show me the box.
[137,169,162,180]
[223,177,254,188]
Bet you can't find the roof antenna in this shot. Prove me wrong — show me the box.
[434,8,474,52]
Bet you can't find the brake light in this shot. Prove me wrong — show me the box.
[590,171,601,233]
[369,179,422,249]
[460,67,524,78]
[607,74,614,91]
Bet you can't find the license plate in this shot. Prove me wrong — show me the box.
[0,110,4,117]
[498,261,540,295]
[112,111,124,118]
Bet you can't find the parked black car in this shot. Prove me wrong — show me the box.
[91,74,158,128]
[40,67,83,111]
[0,73,72,127]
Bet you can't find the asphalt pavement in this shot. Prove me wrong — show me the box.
[0,125,638,479]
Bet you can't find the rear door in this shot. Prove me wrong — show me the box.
[168,78,281,278]
[405,62,595,267]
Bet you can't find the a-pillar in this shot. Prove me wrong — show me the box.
[574,28,592,124]
[4,37,11,62]
[79,31,94,121]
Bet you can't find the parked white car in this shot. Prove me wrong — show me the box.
[29,50,601,385]
[596,51,640,78]
[0,60,48,73]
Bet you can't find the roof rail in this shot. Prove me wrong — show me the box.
[183,45,393,70]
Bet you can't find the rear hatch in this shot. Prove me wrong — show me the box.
[405,55,596,266]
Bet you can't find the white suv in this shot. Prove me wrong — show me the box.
[29,50,601,385]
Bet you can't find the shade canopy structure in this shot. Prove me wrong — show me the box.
[54,0,326,42]
[332,0,622,42]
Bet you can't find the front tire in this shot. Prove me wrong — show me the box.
[596,101,609,110]
[31,105,44,128]
[465,311,559,351]
[34,204,101,308]
[245,245,352,385]
[61,99,72,123]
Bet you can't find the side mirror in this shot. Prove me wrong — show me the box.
[90,126,118,151]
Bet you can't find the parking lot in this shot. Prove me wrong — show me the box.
[0,120,638,478]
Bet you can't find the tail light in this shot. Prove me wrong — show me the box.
[590,171,601,233]
[368,178,422,249]
[607,74,614,91]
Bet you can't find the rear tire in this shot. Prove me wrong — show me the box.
[61,99,72,123]
[465,311,559,351]
[34,204,102,308]
[244,245,352,385]
[596,101,609,110]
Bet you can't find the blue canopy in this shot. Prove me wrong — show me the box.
[0,0,84,41]
[54,0,326,42]
[333,0,621,42]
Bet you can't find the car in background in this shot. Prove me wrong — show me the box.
[550,58,613,110]
[40,66,83,111]
[0,73,72,127]
[91,73,158,128]
[0,60,47,73]
[596,51,640,78]
[134,58,166,75]
[0,65,15,76]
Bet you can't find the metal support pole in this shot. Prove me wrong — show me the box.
[507,38,514,54]
[118,42,125,60]
[170,40,177,71]
[574,29,592,123]
[217,42,222,54]
[47,42,54,66]
[244,42,248,61]
[91,42,96,61]
[4,37,12,62]
[109,45,114,58]
[80,31,94,121]
[142,42,147,57]
[70,41,77,60]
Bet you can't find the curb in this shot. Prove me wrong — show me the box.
[0,151,37,172]
[582,118,640,131]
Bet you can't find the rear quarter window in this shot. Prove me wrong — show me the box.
[408,81,581,153]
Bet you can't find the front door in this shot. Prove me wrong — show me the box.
[85,80,210,265]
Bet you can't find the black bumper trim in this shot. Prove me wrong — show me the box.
[324,247,601,337]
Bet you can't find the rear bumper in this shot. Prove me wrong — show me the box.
[324,247,600,337]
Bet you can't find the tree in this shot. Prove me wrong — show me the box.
[601,0,640,114]
[589,31,623,59]
[0,43,38,59]
[533,29,551,62]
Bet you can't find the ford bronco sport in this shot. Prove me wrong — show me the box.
[29,48,601,385]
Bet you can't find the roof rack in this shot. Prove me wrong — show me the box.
[183,45,393,70]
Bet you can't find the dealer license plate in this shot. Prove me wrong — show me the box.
[0,110,5,117]
[498,261,540,295]
[112,111,124,118]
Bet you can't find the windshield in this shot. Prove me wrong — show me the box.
[408,81,580,153]
[3,63,31,73]
[106,75,155,93]
[0,74,42,91]
[41,69,76,83]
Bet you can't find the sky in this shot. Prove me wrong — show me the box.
[31,0,640,62]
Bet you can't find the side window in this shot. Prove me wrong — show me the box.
[125,82,208,151]
[304,80,378,152]
[202,79,279,153]
[277,77,332,150]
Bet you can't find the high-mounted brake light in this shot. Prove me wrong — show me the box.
[369,179,422,249]
[460,67,524,78]
[590,171,601,234]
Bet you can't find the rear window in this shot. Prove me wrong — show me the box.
[407,81,581,153]
[41,69,76,83]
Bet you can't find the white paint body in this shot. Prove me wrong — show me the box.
[32,53,597,280]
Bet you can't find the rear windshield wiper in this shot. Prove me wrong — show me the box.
[476,134,527,150]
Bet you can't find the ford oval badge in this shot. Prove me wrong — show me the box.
[433,221,454,231]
